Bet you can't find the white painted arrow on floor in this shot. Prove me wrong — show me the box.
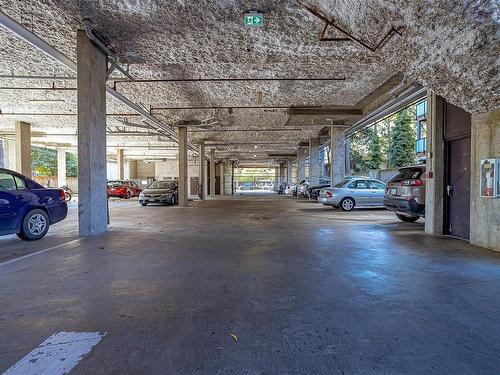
[3,331,106,375]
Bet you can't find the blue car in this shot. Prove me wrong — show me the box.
[0,168,68,240]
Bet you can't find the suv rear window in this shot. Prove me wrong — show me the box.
[390,168,423,182]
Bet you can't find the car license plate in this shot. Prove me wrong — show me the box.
[390,188,398,195]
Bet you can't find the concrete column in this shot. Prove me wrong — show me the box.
[15,121,31,177]
[198,141,205,199]
[279,162,286,185]
[77,29,108,236]
[425,91,446,236]
[470,109,499,251]
[297,148,306,181]
[345,137,352,176]
[57,149,67,187]
[287,160,293,185]
[178,126,188,207]
[116,148,124,180]
[219,162,224,195]
[330,127,346,186]
[210,149,216,198]
[129,160,138,179]
[309,138,321,186]
[274,166,279,188]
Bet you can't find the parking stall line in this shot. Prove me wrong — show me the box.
[2,331,106,375]
[0,239,81,267]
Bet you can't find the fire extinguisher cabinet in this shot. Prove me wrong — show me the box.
[479,158,499,198]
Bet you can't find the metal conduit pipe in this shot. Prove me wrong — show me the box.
[0,11,197,153]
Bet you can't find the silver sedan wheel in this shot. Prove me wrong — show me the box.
[28,213,47,235]
[341,198,354,211]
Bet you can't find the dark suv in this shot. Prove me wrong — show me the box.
[384,165,426,222]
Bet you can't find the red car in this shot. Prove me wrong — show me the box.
[107,180,142,199]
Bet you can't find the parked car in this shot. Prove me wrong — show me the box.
[384,165,426,222]
[307,183,331,200]
[318,178,386,211]
[139,180,178,206]
[296,179,310,197]
[0,168,68,240]
[107,180,142,199]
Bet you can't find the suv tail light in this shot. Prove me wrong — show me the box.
[59,189,65,200]
[401,179,423,186]
[325,191,332,197]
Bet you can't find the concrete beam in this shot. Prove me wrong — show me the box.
[15,121,31,177]
[178,127,188,207]
[77,29,108,236]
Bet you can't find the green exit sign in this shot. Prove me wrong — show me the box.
[244,13,263,27]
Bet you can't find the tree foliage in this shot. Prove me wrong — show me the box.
[66,152,78,177]
[367,133,383,169]
[31,147,57,177]
[388,111,416,167]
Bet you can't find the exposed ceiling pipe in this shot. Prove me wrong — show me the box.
[0,11,197,153]
[83,20,133,81]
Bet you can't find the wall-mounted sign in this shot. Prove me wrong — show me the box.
[480,158,499,198]
[244,13,263,27]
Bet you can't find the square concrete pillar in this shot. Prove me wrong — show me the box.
[116,148,124,180]
[178,126,188,207]
[287,160,293,185]
[219,162,224,195]
[57,149,67,187]
[345,137,352,176]
[279,162,286,185]
[15,121,31,177]
[470,109,500,251]
[425,91,446,236]
[198,141,205,199]
[129,160,138,179]
[297,148,306,181]
[210,149,216,198]
[309,138,321,186]
[77,29,108,236]
[330,127,346,186]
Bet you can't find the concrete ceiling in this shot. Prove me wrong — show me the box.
[0,0,498,162]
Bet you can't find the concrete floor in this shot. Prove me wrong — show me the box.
[1,196,500,374]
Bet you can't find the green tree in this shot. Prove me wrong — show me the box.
[66,152,78,177]
[388,110,416,167]
[367,133,383,169]
[31,147,57,177]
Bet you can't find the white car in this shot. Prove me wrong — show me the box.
[318,178,386,211]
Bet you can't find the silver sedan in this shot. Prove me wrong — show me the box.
[318,178,386,211]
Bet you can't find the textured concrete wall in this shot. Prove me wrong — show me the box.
[470,109,500,252]
[137,161,155,179]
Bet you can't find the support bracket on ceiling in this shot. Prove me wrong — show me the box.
[84,20,134,81]
[296,0,403,52]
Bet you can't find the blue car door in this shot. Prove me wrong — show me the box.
[0,171,22,232]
